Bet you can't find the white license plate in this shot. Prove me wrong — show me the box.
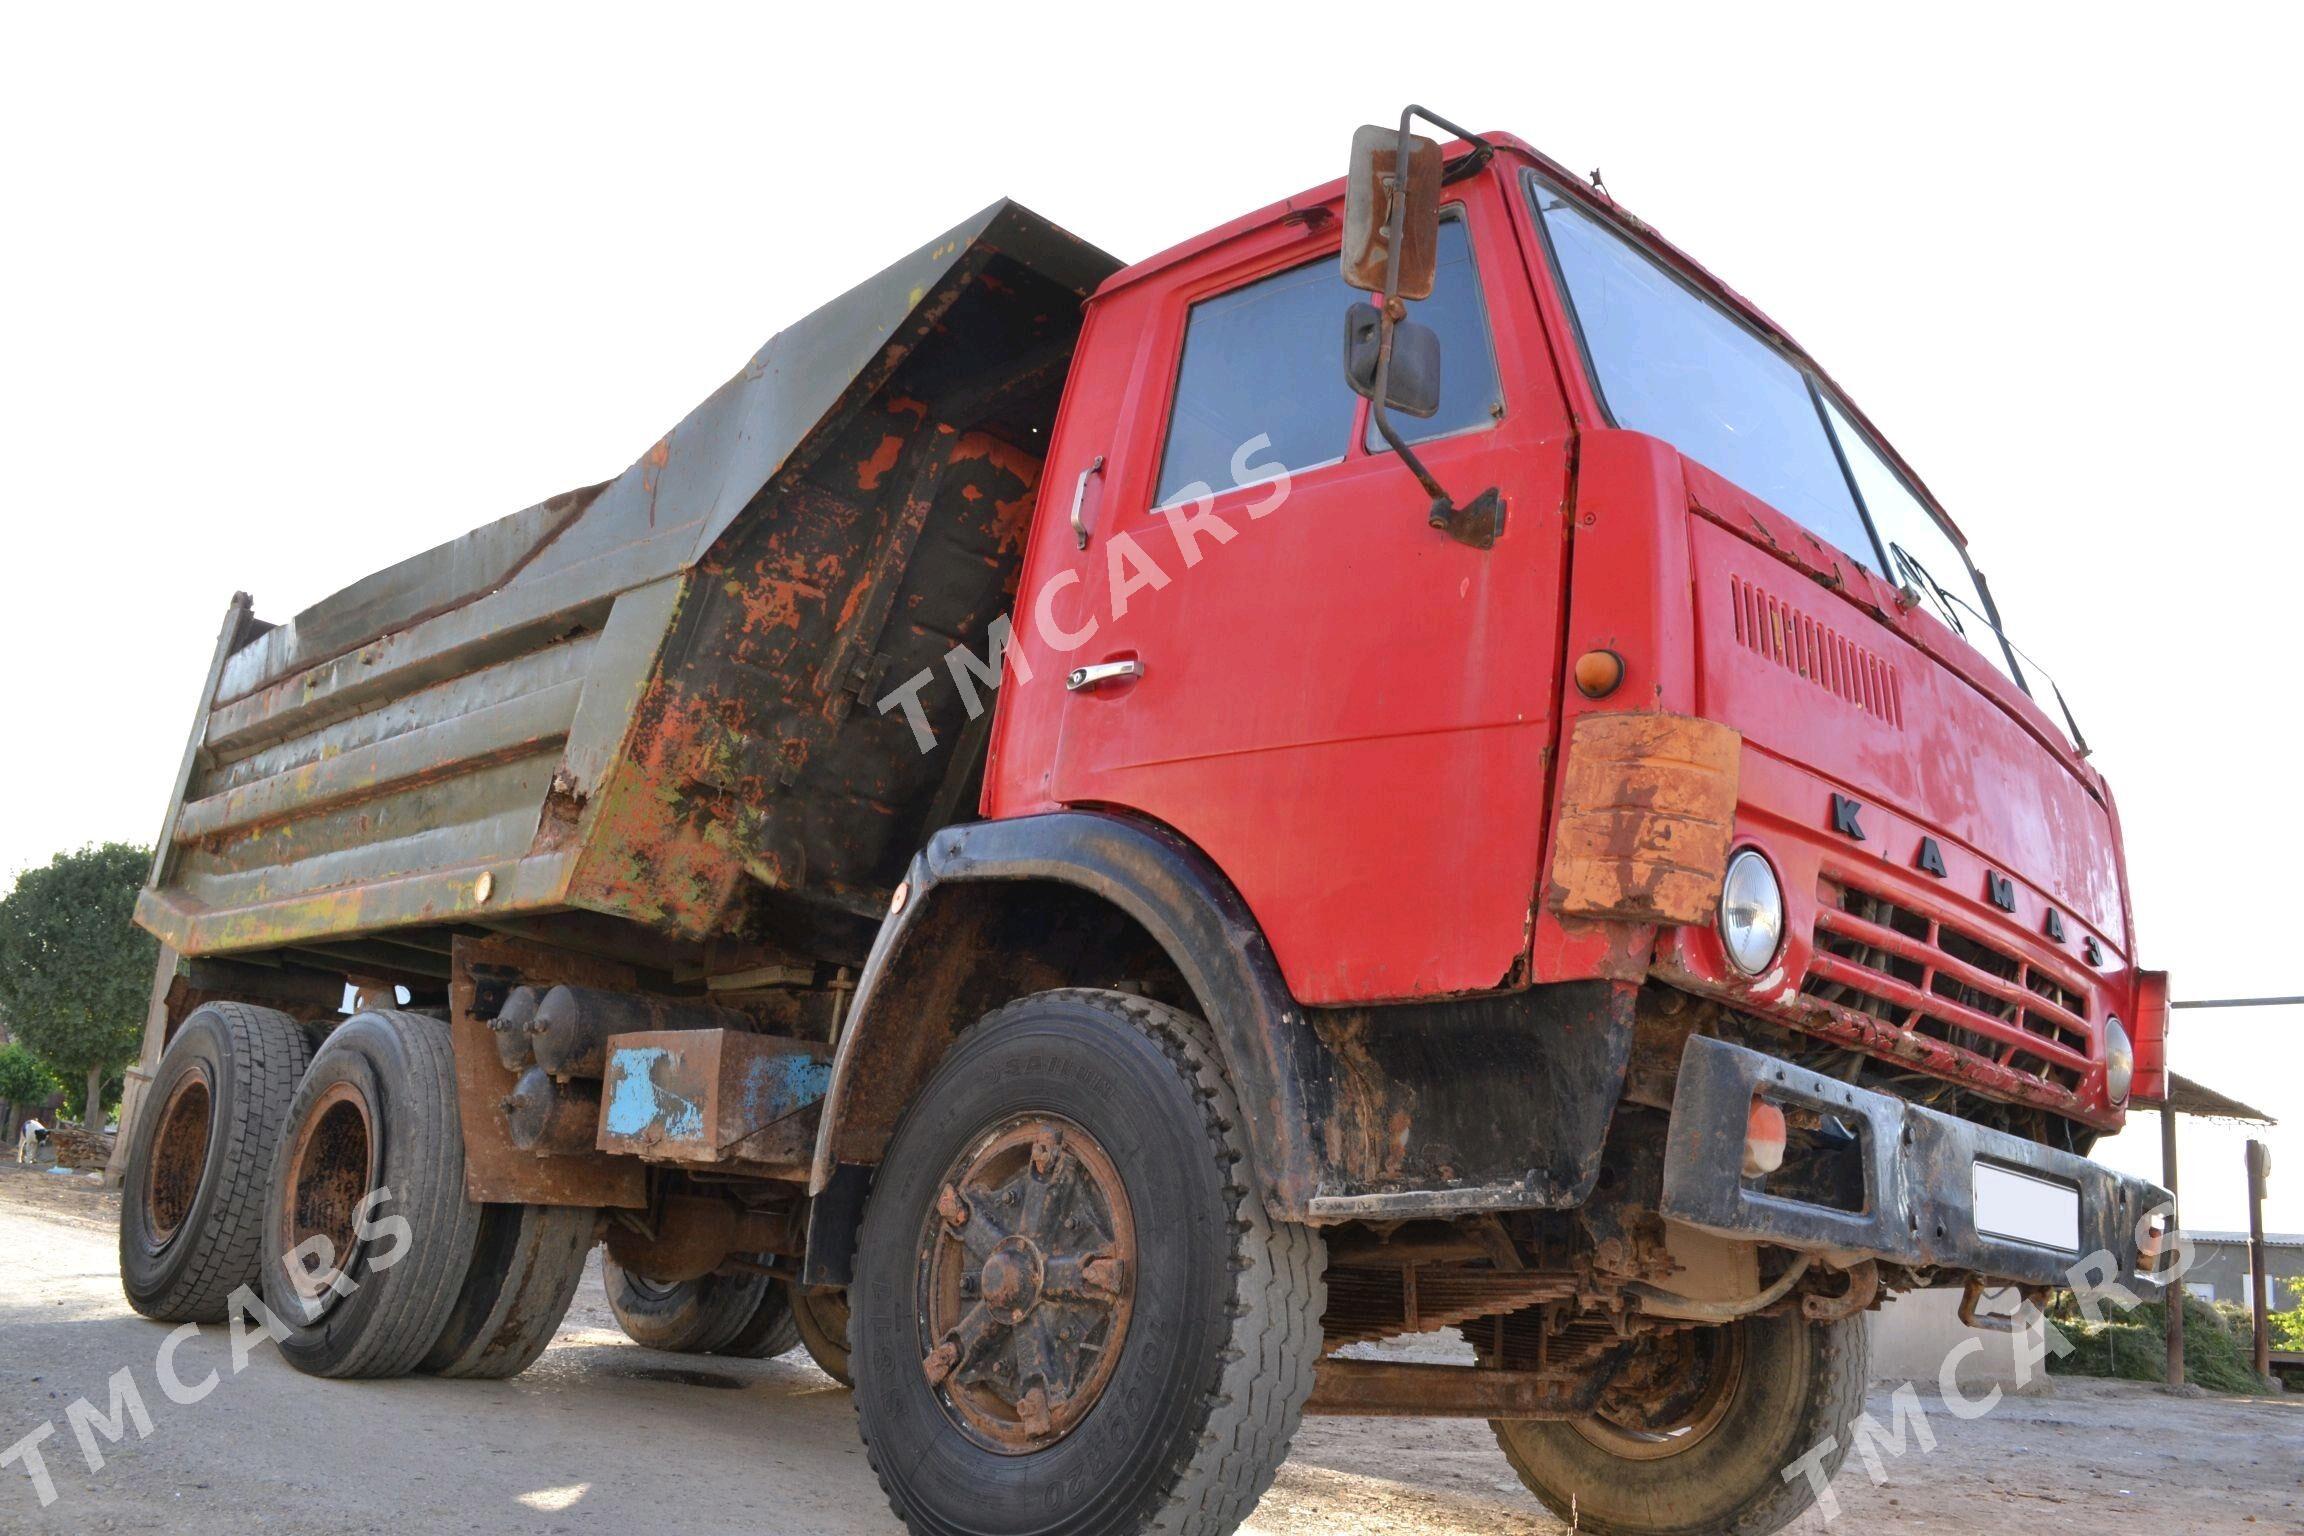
[1972,1162,2081,1251]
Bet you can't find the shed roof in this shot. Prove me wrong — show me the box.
[2153,1072,2277,1125]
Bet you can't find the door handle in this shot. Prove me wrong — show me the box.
[1066,658,1140,692]
[1070,455,1106,549]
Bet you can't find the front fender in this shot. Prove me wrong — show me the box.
[807,811,1325,1217]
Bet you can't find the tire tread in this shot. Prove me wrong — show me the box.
[120,1003,313,1323]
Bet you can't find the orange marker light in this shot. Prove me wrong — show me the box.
[1573,649,1625,698]
[1743,1098,1787,1178]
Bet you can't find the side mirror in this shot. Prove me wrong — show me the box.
[1343,306,1442,418]
[1341,124,1442,300]
[1337,105,1504,551]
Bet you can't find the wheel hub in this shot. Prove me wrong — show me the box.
[144,1068,214,1248]
[276,1080,377,1322]
[1574,1323,1744,1461]
[919,1115,1136,1454]
[979,1239,1044,1317]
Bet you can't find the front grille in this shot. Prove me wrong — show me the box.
[1800,873,2092,1096]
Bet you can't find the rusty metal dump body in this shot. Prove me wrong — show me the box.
[137,201,1119,985]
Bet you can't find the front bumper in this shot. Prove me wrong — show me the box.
[1660,1036,2168,1290]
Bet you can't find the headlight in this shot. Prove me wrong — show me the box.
[2103,1016,2133,1105]
[1718,849,1784,977]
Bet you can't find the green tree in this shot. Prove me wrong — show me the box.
[2274,1278,2304,1357]
[0,1041,64,1140]
[0,844,156,1126]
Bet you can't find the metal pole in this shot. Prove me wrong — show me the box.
[2246,1139,2272,1383]
[2170,996,2304,1010]
[2161,1108,2183,1387]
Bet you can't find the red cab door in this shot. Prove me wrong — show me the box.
[1041,179,1574,1004]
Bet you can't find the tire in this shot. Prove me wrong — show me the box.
[852,988,1326,1536]
[788,1281,852,1386]
[260,1009,484,1379]
[715,1274,804,1360]
[1488,1311,1869,1536]
[119,1003,314,1323]
[421,1202,596,1378]
[601,1253,773,1354]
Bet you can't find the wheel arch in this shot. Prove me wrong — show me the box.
[805,811,1322,1281]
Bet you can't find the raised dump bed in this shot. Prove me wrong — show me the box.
[136,201,1118,988]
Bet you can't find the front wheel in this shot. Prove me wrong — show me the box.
[852,989,1325,1536]
[1489,1311,1868,1536]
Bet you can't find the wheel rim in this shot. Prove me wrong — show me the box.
[1571,1324,1745,1461]
[623,1272,686,1304]
[276,1080,377,1321]
[917,1113,1136,1455]
[143,1068,213,1249]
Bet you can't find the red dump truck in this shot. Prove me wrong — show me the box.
[116,110,2171,1536]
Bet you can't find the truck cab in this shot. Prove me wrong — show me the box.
[116,113,2171,1536]
[839,121,2170,1530]
[1002,130,2138,1145]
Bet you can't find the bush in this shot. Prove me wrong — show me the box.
[2045,1289,2274,1393]
[2274,1278,2304,1357]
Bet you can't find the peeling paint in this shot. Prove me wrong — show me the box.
[604,1045,702,1141]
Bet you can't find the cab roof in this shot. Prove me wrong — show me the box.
[1092,130,1972,553]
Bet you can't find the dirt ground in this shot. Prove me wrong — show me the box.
[2,1162,2297,1535]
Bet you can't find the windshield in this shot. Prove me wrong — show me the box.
[1528,173,2082,750]
[1529,180,1878,569]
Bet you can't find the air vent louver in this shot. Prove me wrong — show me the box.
[1729,576,1903,726]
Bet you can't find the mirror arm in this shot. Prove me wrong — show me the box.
[1366,354,1448,504]
[1370,105,1505,551]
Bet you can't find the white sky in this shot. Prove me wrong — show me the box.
[3,6,2295,1229]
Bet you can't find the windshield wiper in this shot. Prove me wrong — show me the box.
[1888,543,1970,636]
[1887,544,2089,756]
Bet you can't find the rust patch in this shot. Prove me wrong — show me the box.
[643,435,672,526]
[1547,713,1740,925]
[856,433,906,491]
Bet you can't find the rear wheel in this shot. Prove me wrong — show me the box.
[715,1272,804,1359]
[422,1202,595,1378]
[1488,1311,1868,1536]
[260,1009,483,1379]
[119,1003,313,1322]
[788,1281,852,1385]
[601,1253,773,1355]
[852,989,1325,1536]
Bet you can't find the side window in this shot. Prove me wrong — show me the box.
[1365,214,1504,450]
[1532,179,1882,573]
[1819,397,2021,688]
[1155,259,1361,505]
